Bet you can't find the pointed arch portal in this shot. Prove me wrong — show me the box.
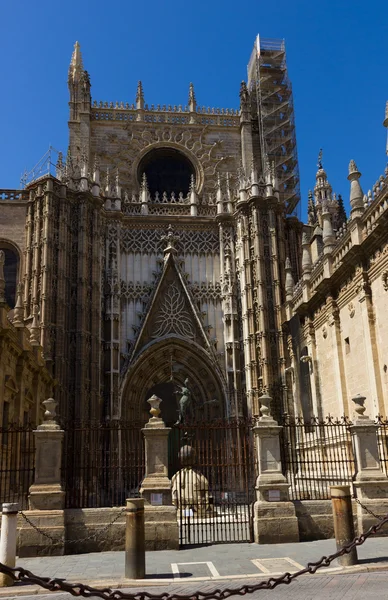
[120,336,227,424]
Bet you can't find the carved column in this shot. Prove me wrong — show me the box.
[140,395,178,550]
[105,220,121,418]
[219,221,242,416]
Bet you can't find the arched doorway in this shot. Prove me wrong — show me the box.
[120,336,227,424]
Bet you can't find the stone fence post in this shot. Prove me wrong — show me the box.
[28,398,65,510]
[19,398,65,556]
[253,394,299,543]
[350,394,388,533]
[139,395,178,549]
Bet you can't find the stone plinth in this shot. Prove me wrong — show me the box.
[253,395,299,544]
[28,399,65,511]
[139,395,179,550]
[26,398,65,555]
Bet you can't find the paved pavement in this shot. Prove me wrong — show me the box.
[2,537,388,598]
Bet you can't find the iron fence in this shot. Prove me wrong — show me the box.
[376,416,388,477]
[0,423,35,510]
[62,420,145,509]
[281,415,355,500]
[170,418,257,546]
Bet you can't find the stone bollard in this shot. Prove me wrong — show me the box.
[0,503,19,587]
[125,498,145,579]
[330,485,357,566]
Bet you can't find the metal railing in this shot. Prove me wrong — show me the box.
[281,415,355,500]
[0,423,35,510]
[61,420,146,509]
[376,416,388,477]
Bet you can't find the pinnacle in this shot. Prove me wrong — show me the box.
[136,81,145,109]
[188,82,196,110]
[348,159,360,177]
[136,81,144,100]
[68,41,84,82]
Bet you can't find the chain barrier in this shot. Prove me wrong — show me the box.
[1,510,387,599]
[353,497,384,522]
[20,508,126,546]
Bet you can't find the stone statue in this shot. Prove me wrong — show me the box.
[171,445,215,518]
[175,378,192,425]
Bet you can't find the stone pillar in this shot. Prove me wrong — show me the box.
[29,399,65,510]
[140,395,179,550]
[350,394,388,534]
[253,394,299,543]
[20,398,65,556]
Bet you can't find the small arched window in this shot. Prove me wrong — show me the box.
[1,247,19,308]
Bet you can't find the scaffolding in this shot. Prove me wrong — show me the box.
[248,36,300,216]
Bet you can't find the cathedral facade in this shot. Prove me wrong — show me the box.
[1,36,388,427]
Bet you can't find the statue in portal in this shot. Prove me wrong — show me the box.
[171,445,215,517]
[175,378,192,425]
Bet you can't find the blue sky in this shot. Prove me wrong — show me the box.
[1,0,387,220]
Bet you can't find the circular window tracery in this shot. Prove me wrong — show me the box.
[137,148,195,200]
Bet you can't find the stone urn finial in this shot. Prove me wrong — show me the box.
[147,394,162,421]
[352,393,367,418]
[37,398,60,430]
[259,393,272,420]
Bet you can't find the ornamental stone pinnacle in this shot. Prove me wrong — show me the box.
[188,82,196,112]
[68,41,84,84]
[136,81,144,110]
[12,283,24,327]
[348,159,364,217]
[161,224,180,259]
[285,257,295,301]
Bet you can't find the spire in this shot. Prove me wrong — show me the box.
[336,194,347,229]
[314,148,332,207]
[285,258,295,301]
[0,250,5,305]
[188,82,196,113]
[68,41,84,84]
[317,148,323,169]
[307,190,317,226]
[136,81,145,110]
[348,159,364,218]
[384,100,388,155]
[13,283,24,327]
[29,305,40,346]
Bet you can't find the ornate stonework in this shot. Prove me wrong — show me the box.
[3,38,386,429]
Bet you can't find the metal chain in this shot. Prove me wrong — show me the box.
[2,511,388,600]
[354,497,384,521]
[20,508,126,546]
